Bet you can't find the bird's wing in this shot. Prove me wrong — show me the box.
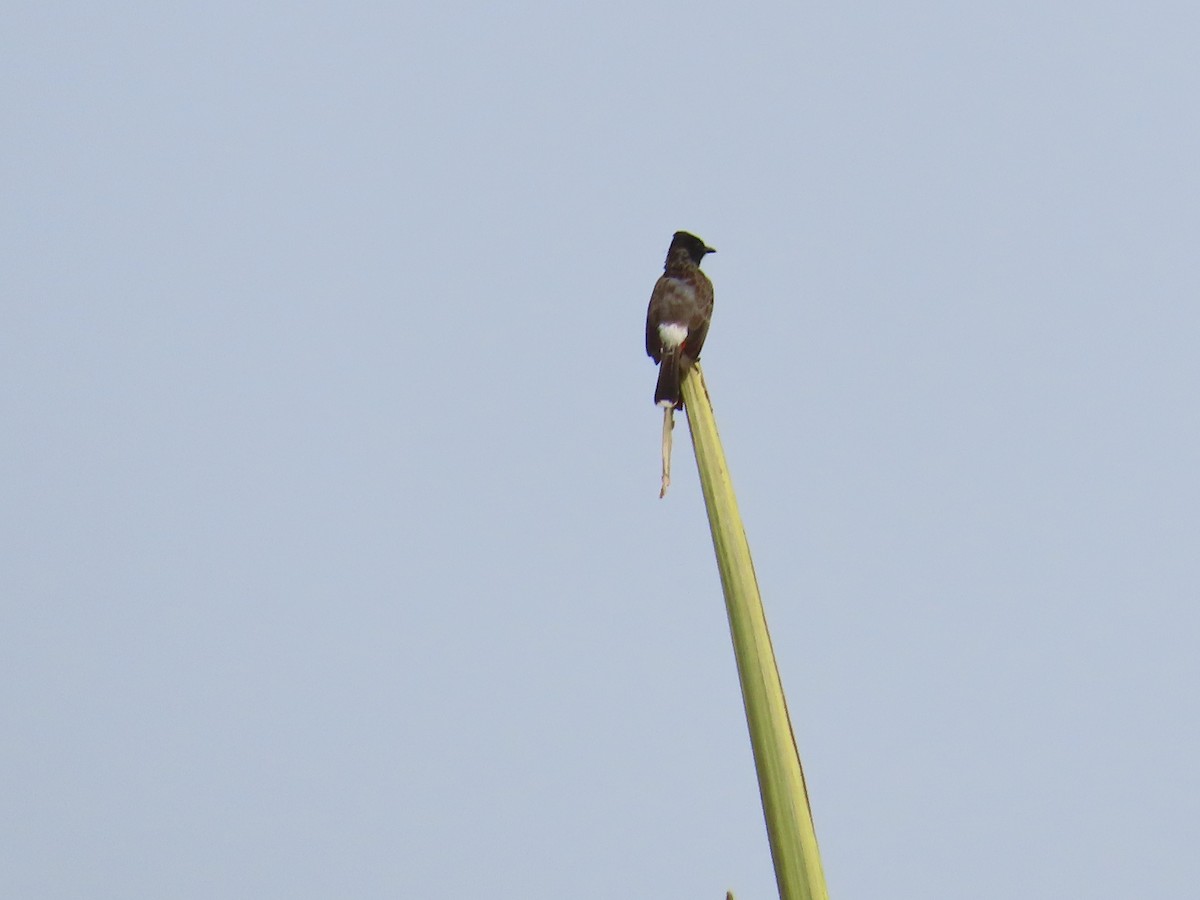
[682,275,715,361]
[645,275,673,361]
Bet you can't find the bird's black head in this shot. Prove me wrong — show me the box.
[669,231,716,265]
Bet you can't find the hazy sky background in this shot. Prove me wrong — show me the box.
[4,3,1198,898]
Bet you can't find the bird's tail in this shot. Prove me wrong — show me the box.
[654,350,683,409]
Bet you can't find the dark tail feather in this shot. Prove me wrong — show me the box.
[654,351,683,409]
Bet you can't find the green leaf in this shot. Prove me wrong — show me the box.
[682,364,829,900]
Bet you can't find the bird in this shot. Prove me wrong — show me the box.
[645,231,716,409]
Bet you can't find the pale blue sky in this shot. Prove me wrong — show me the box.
[3,3,1198,898]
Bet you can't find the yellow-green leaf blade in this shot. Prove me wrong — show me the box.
[682,364,828,900]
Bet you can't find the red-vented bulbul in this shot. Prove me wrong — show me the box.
[645,231,715,498]
[645,231,716,409]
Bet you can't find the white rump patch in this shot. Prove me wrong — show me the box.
[656,399,676,408]
[657,322,688,348]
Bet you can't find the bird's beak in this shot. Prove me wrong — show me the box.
[705,246,717,254]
